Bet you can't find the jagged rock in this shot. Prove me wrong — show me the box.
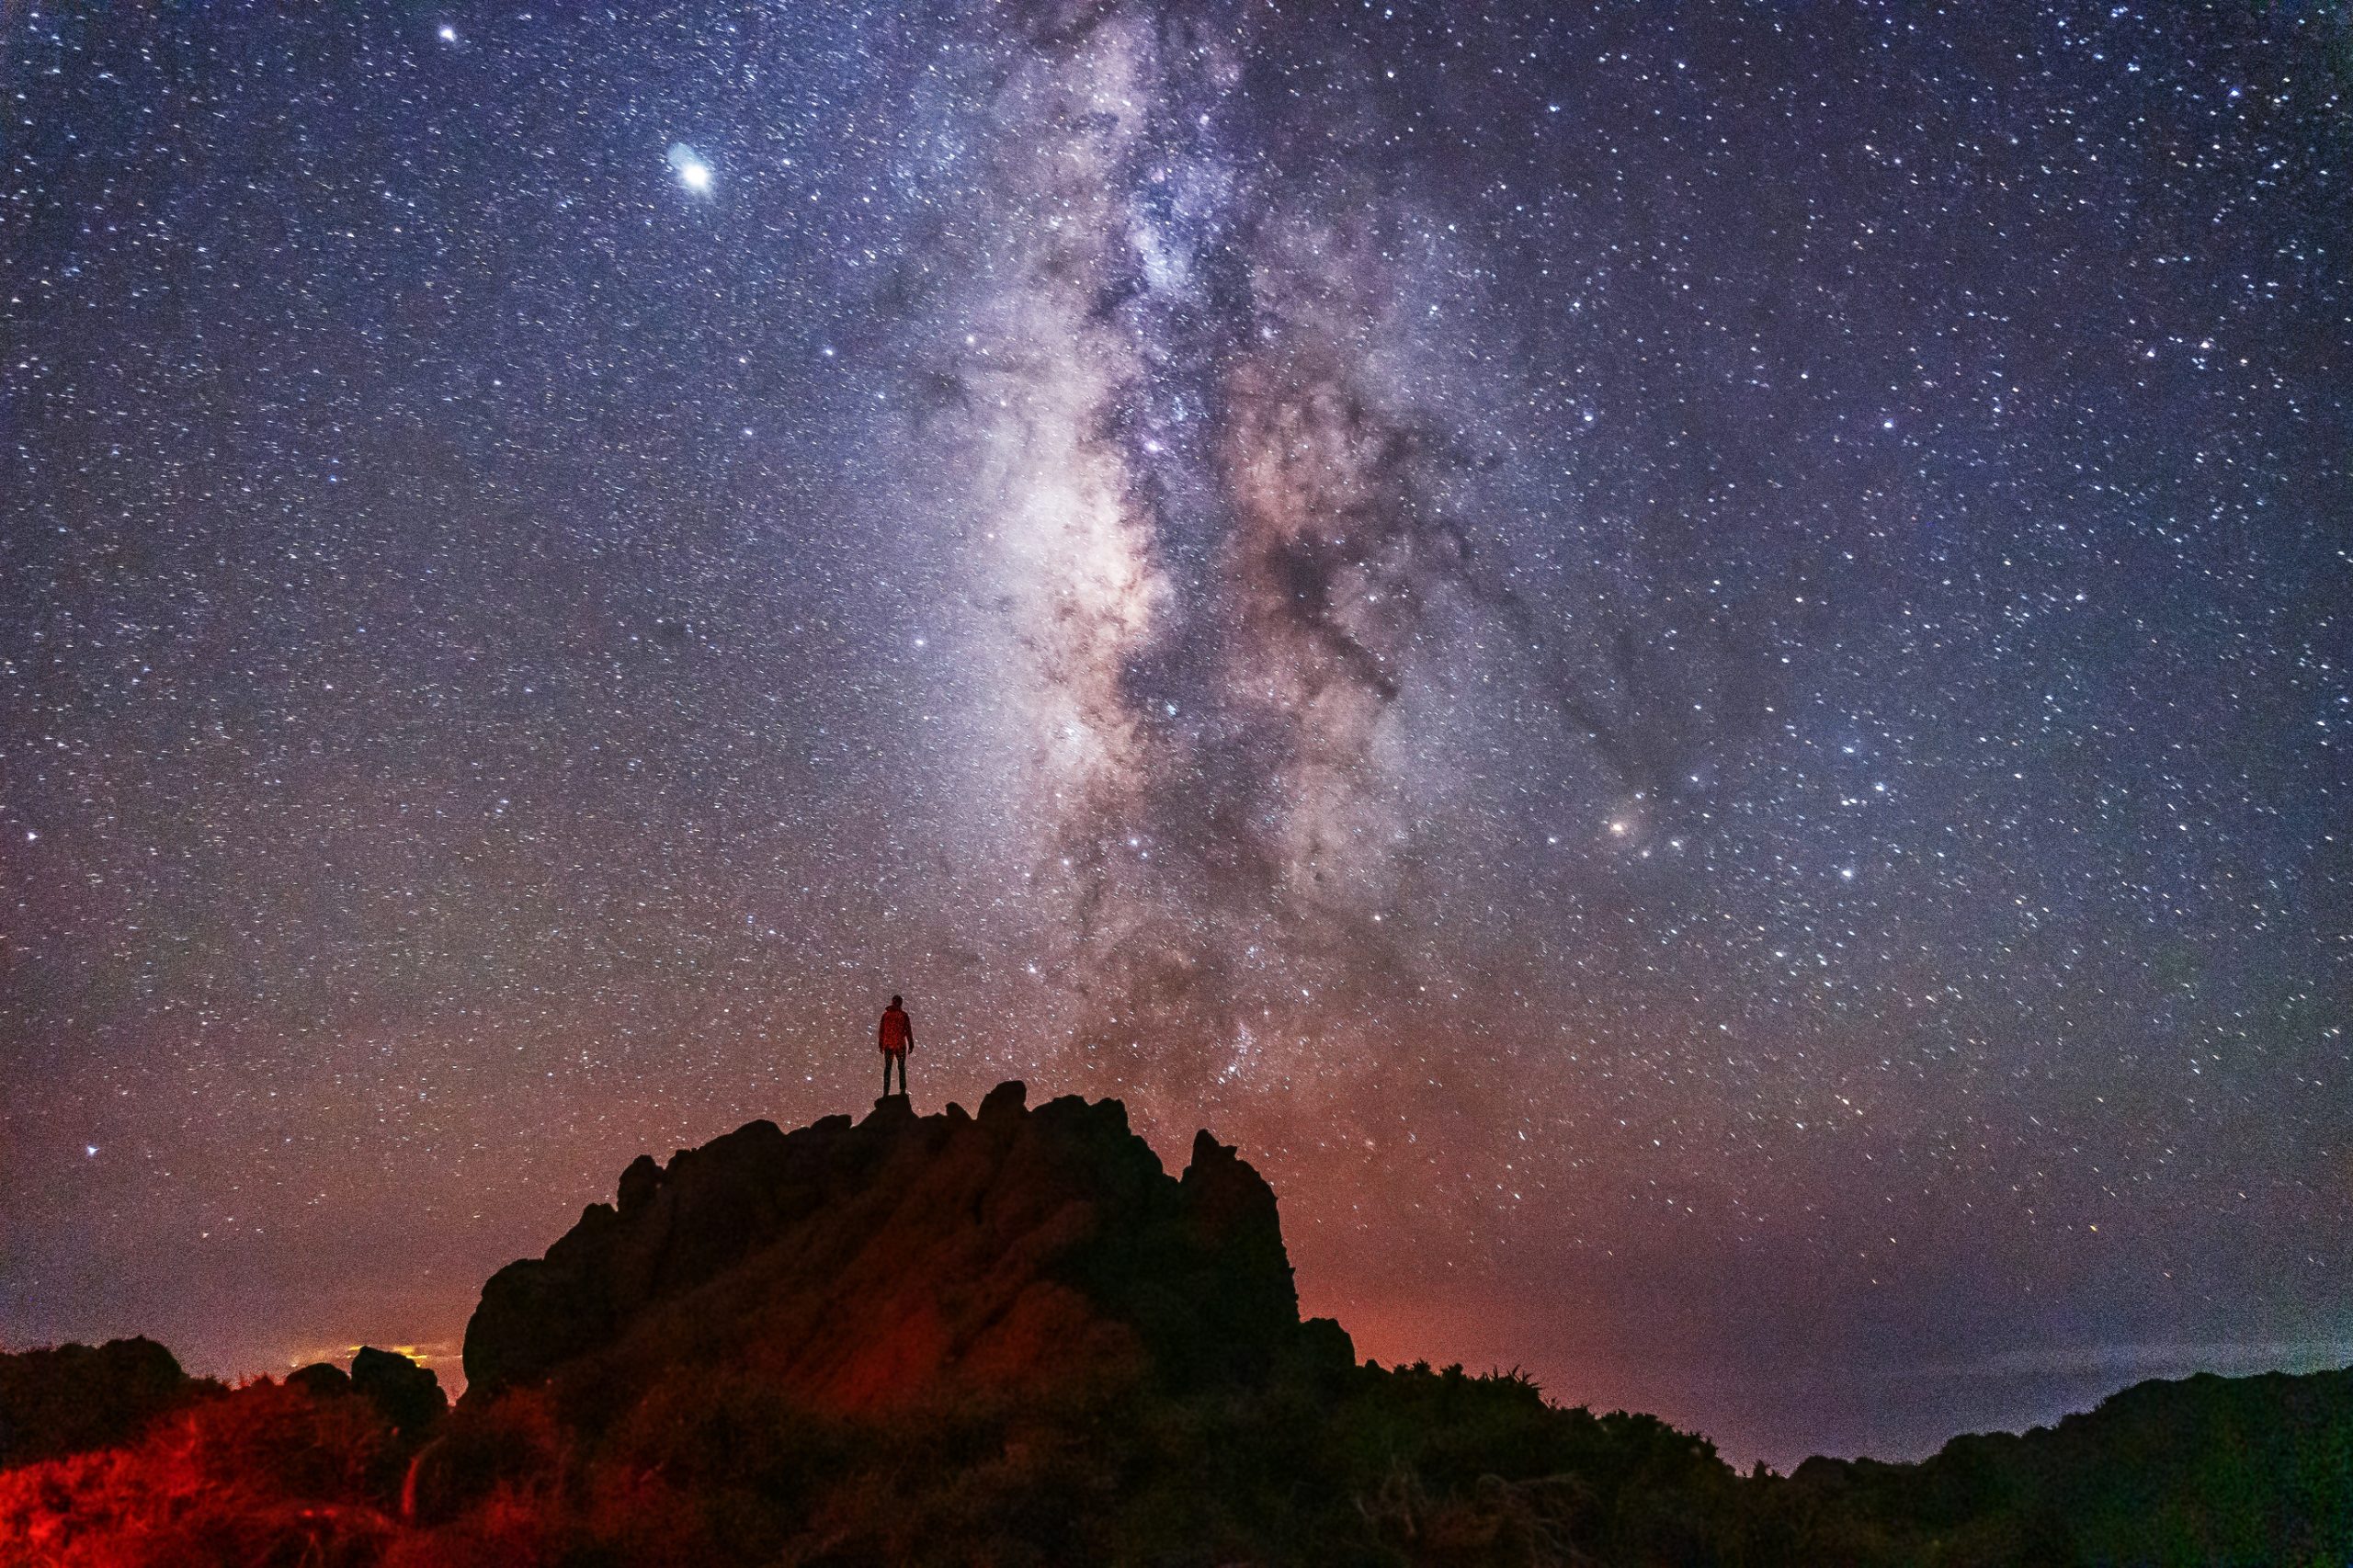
[0,1337,209,1469]
[350,1346,446,1436]
[616,1153,663,1214]
[461,1083,1333,1413]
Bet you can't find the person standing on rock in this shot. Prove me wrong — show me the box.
[878,994,914,1098]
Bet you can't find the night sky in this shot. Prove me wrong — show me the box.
[5,1,2349,1469]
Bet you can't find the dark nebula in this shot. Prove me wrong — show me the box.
[3,0,2347,1466]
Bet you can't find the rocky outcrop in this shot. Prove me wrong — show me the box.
[287,1346,449,1437]
[6,1087,2348,1566]
[462,1083,1345,1415]
[0,1336,212,1470]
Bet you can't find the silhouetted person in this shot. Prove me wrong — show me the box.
[878,994,914,1098]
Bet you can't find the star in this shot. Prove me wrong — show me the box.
[666,142,713,194]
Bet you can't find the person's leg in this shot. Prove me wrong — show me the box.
[882,1053,892,1097]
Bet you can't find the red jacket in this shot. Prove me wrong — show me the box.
[878,1005,913,1054]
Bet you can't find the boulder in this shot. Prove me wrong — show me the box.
[350,1346,446,1436]
[286,1361,353,1399]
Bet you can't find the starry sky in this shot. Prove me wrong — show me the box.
[4,0,2349,1469]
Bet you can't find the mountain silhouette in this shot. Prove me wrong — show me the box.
[460,1083,1331,1417]
[2,1086,2347,1566]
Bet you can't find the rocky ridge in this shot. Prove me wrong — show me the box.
[4,1085,2347,1566]
[463,1081,1347,1415]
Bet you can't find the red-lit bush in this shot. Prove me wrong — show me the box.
[0,1378,398,1568]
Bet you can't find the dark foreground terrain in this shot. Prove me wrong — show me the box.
[5,1086,2346,1566]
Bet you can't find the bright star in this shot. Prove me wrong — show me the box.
[438,24,457,42]
[666,142,713,194]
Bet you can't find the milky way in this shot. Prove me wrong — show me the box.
[910,1,1770,1085]
[923,2,1489,1062]
[4,1,2348,1466]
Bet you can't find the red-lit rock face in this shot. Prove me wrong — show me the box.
[462,1082,1315,1421]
